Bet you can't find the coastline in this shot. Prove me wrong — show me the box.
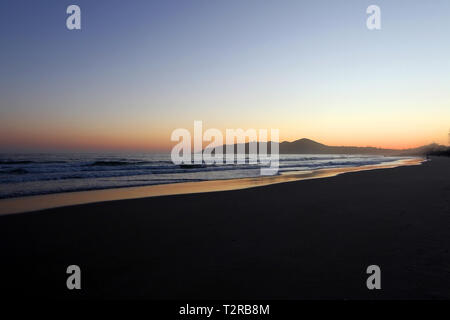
[0,156,448,299]
[0,157,423,215]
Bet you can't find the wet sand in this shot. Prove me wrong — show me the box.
[0,156,449,299]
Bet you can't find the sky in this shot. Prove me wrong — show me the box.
[0,0,449,152]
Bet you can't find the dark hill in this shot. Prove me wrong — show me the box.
[204,138,446,156]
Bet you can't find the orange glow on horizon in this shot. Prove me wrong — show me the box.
[0,127,446,152]
[1,110,448,152]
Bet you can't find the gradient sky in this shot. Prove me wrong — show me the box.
[0,0,449,151]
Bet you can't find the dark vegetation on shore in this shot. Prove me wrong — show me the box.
[427,147,450,157]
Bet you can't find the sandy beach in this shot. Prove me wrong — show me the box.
[0,156,449,299]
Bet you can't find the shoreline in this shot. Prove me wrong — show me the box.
[0,156,448,299]
[0,157,423,215]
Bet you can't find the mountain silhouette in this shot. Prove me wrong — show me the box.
[204,138,446,156]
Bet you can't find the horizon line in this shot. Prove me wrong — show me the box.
[0,138,447,154]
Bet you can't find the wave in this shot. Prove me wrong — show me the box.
[0,168,29,175]
[0,153,410,199]
[0,178,206,199]
[0,160,67,165]
[0,160,34,165]
[83,160,157,167]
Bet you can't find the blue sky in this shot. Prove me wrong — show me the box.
[1,0,449,151]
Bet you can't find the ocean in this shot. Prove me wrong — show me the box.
[0,153,409,199]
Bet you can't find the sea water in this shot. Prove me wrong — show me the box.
[0,153,409,199]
